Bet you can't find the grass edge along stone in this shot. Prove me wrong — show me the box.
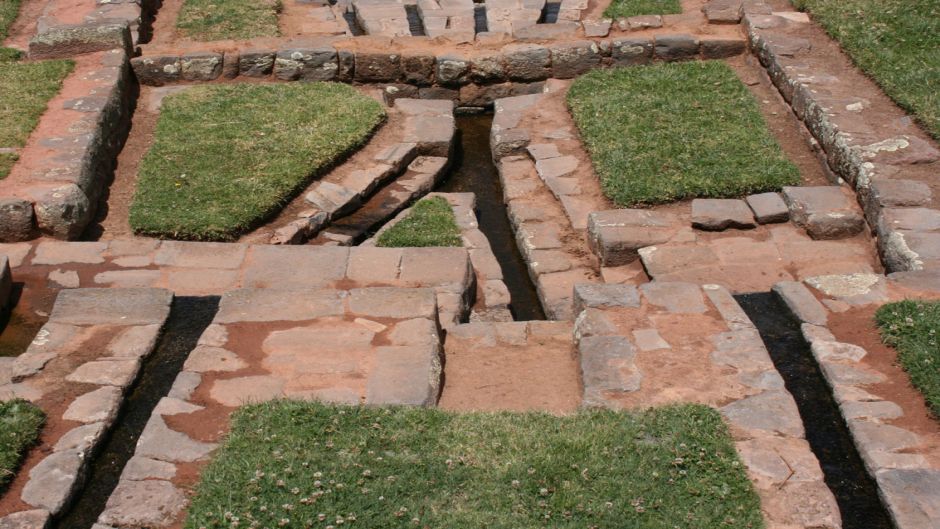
[184,401,765,529]
[793,0,940,140]
[603,0,682,20]
[0,54,74,179]
[130,82,386,241]
[567,61,800,207]
[876,299,940,417]
[177,0,282,41]
[0,0,21,40]
[0,398,45,492]
[377,196,463,248]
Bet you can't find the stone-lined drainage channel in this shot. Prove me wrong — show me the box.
[735,292,894,529]
[438,113,545,320]
[55,296,220,529]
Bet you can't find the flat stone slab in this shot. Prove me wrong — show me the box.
[572,283,640,314]
[587,209,680,266]
[782,186,865,240]
[579,335,641,406]
[640,282,707,313]
[876,468,940,528]
[49,288,172,326]
[63,386,122,423]
[0,510,51,529]
[773,281,828,326]
[98,479,187,528]
[66,359,139,387]
[691,199,756,230]
[746,192,789,224]
[21,450,84,514]
[215,289,344,323]
[721,390,804,437]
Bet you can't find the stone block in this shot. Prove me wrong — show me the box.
[691,199,756,230]
[67,358,139,387]
[700,37,746,58]
[238,50,275,77]
[0,198,35,242]
[49,288,172,326]
[354,52,402,82]
[587,209,678,266]
[25,184,93,240]
[273,47,338,81]
[502,44,550,81]
[783,186,865,240]
[572,283,640,314]
[348,287,437,319]
[746,192,789,224]
[654,34,699,61]
[436,54,470,86]
[866,179,932,220]
[582,19,612,37]
[609,37,653,66]
[0,510,51,529]
[721,390,804,437]
[29,23,131,60]
[215,288,343,323]
[180,53,222,81]
[366,343,442,406]
[400,53,435,85]
[63,386,122,423]
[640,282,707,313]
[773,281,827,326]
[550,40,601,79]
[470,52,506,83]
[704,0,743,23]
[21,450,85,514]
[875,469,940,529]
[579,335,641,406]
[98,479,187,528]
[130,55,180,86]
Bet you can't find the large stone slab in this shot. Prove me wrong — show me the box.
[366,343,442,406]
[49,288,172,326]
[21,450,84,514]
[97,479,187,528]
[579,335,641,406]
[587,209,679,266]
[691,199,756,230]
[782,186,865,240]
[215,289,344,323]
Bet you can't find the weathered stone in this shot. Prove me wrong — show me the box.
[215,288,343,323]
[435,54,470,86]
[10,322,83,381]
[888,270,940,293]
[121,456,176,481]
[180,52,222,81]
[26,184,93,239]
[572,283,640,314]
[805,273,886,304]
[692,199,756,230]
[841,400,903,421]
[587,209,678,266]
[783,186,865,240]
[632,328,670,351]
[63,386,122,423]
[773,281,828,326]
[29,23,131,60]
[348,287,437,319]
[183,345,246,373]
[129,55,180,86]
[703,284,754,329]
[469,52,506,83]
[221,51,239,79]
[65,358,140,388]
[238,50,275,77]
[579,335,641,406]
[273,47,338,81]
[21,450,84,514]
[700,37,746,58]
[167,371,201,400]
[354,52,401,82]
[850,420,920,454]
[810,340,867,362]
[881,230,940,272]
[654,34,699,61]
[0,256,10,311]
[367,343,442,406]
[640,282,707,313]
[721,391,804,437]
[0,198,35,242]
[0,510,51,529]
[710,329,773,370]
[209,375,284,406]
[550,40,601,79]
[400,53,435,85]
[136,415,215,463]
[609,37,653,66]
[876,468,940,528]
[502,44,550,81]
[98,479,187,528]
[704,0,742,23]
[50,288,172,325]
[155,240,247,269]
[822,361,886,386]
[865,178,931,219]
[746,192,789,224]
[582,19,612,37]
[107,324,162,359]
[54,422,107,455]
[574,307,619,338]
[33,241,106,265]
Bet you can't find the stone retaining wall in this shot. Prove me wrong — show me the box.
[28,0,152,59]
[129,33,747,93]
[774,278,940,529]
[0,50,133,242]
[744,8,940,274]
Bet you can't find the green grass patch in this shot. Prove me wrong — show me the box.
[0,55,73,179]
[794,0,940,139]
[177,0,281,41]
[185,401,763,529]
[568,61,800,207]
[1,399,45,491]
[130,83,386,240]
[376,197,462,248]
[0,0,22,40]
[876,300,940,417]
[603,0,681,19]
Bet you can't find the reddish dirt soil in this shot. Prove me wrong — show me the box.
[828,305,940,466]
[2,0,47,50]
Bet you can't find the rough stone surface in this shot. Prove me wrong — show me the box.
[587,209,678,266]
[366,344,442,406]
[773,281,828,326]
[50,288,172,326]
[572,283,640,314]
[746,192,789,224]
[0,198,35,242]
[66,359,139,387]
[691,199,756,230]
[579,335,641,406]
[721,391,804,437]
[136,415,215,463]
[63,386,122,423]
[876,468,940,528]
[783,186,865,240]
[640,282,707,313]
[654,34,699,61]
[21,450,84,514]
[98,479,187,528]
[0,510,51,529]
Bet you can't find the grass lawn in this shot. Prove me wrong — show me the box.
[377,197,462,248]
[603,0,681,19]
[794,0,940,139]
[185,402,763,529]
[0,399,45,491]
[177,0,281,41]
[876,300,940,417]
[0,54,73,179]
[0,0,21,40]
[130,83,385,240]
[568,61,799,207]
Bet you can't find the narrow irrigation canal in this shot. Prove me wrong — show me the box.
[736,293,894,529]
[56,296,220,529]
[437,112,546,321]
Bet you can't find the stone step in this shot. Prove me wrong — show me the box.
[438,320,580,413]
